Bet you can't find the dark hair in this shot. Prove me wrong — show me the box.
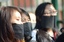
[35,2,53,29]
[0,6,22,42]
[60,27,64,33]
[20,8,31,22]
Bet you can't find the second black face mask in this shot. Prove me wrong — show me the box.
[23,22,32,41]
[12,23,24,39]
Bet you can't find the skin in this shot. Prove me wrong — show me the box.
[10,10,23,24]
[47,28,54,37]
[21,14,30,23]
[44,5,57,16]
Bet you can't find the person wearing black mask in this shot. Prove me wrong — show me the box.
[0,6,25,42]
[35,2,57,42]
[20,8,32,42]
[9,6,25,42]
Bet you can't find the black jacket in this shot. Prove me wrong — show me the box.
[55,33,64,42]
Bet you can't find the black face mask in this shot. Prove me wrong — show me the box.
[41,16,55,29]
[23,22,32,35]
[23,22,32,41]
[12,23,24,39]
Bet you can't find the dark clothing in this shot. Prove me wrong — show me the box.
[36,30,55,42]
[55,33,64,42]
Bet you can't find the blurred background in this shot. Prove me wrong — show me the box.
[0,0,64,29]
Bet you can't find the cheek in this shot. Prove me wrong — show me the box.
[11,15,17,21]
[15,11,21,19]
[11,16,15,21]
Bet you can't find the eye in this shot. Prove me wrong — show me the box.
[16,19,19,21]
[51,11,57,16]
[43,13,51,16]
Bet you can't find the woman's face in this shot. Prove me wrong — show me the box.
[44,5,57,16]
[21,13,30,23]
[11,10,22,24]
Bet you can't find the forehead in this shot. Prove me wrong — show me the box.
[45,5,56,11]
[22,14,29,18]
[12,10,21,16]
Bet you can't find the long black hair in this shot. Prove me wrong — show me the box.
[35,2,53,29]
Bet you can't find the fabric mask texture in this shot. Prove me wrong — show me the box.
[23,22,32,35]
[23,22,32,41]
[12,23,24,39]
[41,16,55,29]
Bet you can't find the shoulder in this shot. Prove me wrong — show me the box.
[56,33,64,42]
